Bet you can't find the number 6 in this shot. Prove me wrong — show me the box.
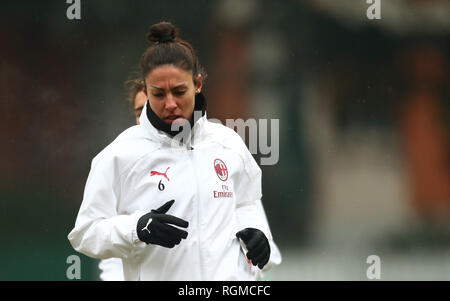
[158,180,165,191]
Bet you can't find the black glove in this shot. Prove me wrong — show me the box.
[236,228,270,269]
[137,200,189,248]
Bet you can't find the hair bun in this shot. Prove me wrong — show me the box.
[146,21,178,44]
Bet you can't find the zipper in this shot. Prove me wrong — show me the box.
[187,147,205,280]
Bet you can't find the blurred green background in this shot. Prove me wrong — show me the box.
[1,0,449,280]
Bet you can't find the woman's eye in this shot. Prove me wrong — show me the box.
[174,91,186,96]
[152,93,163,98]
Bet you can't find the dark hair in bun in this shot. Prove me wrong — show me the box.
[146,21,178,44]
[140,21,207,84]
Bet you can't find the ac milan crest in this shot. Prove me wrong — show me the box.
[214,159,228,182]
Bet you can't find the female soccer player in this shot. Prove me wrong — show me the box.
[68,22,281,280]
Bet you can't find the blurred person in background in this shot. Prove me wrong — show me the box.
[68,21,281,280]
[125,79,148,125]
[98,79,147,281]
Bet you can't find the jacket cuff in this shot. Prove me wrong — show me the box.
[129,211,147,254]
[235,204,271,240]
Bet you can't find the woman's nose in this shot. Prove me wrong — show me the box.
[165,93,177,110]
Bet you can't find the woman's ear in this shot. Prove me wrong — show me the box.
[195,74,203,94]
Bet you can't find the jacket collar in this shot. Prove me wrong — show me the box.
[139,93,208,147]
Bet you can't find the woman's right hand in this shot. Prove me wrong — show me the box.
[137,200,189,248]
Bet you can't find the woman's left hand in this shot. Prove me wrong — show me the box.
[236,228,270,269]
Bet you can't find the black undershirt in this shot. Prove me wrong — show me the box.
[145,93,207,137]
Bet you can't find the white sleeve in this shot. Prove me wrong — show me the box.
[67,152,147,260]
[255,199,282,274]
[234,154,269,235]
[234,145,282,275]
[99,258,124,281]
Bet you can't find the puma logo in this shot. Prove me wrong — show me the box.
[150,167,170,181]
[141,218,153,234]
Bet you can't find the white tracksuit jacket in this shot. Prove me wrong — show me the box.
[68,101,281,281]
